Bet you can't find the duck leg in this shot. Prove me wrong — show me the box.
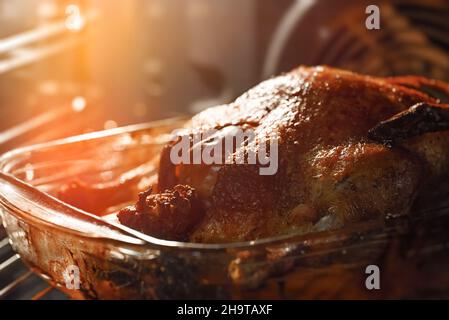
[368,102,449,144]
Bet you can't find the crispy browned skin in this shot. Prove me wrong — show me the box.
[118,66,449,243]
[118,185,204,241]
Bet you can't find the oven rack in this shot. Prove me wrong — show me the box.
[0,221,67,300]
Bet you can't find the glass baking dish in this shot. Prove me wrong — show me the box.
[1,119,449,299]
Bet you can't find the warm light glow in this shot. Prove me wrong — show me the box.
[25,164,34,181]
[104,120,118,130]
[65,4,85,31]
[37,2,58,19]
[71,96,86,112]
[39,81,58,95]
[133,102,148,117]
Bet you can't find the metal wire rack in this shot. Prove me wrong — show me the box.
[0,9,95,299]
[0,218,67,300]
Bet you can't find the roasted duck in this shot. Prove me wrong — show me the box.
[59,66,449,243]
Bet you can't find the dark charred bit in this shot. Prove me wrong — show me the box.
[136,187,153,212]
[368,102,449,145]
[117,185,204,241]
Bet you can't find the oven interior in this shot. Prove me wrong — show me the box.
[0,0,448,299]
